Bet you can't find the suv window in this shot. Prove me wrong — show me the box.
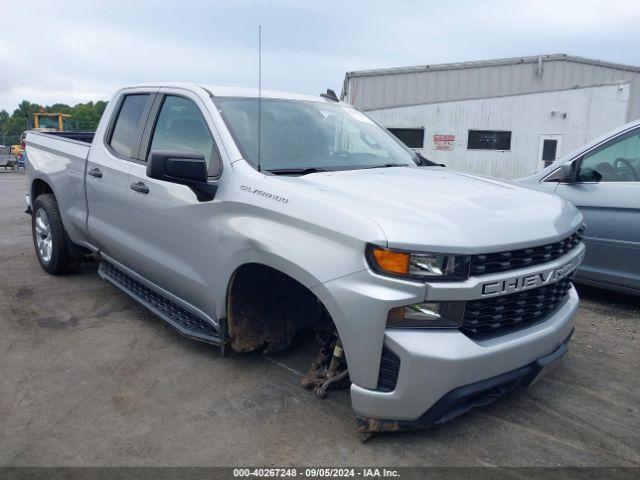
[578,128,640,182]
[109,94,150,158]
[148,96,220,175]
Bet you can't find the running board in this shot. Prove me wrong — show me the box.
[98,261,227,350]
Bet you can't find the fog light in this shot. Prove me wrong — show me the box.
[387,301,465,328]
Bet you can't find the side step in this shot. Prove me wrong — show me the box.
[98,261,227,349]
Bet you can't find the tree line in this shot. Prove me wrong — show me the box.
[0,100,107,146]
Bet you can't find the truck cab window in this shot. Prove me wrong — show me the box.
[148,96,219,175]
[109,94,150,158]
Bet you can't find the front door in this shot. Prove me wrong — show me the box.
[538,134,563,171]
[555,127,640,291]
[123,90,226,317]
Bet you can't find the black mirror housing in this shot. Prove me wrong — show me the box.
[165,156,208,182]
[147,150,207,182]
[147,150,217,201]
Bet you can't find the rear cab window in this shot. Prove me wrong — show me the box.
[108,94,152,159]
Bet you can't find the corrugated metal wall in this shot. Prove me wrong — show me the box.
[345,56,640,121]
[367,83,630,179]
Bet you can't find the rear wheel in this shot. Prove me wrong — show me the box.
[31,194,80,275]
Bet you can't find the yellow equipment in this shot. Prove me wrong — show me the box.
[33,112,71,131]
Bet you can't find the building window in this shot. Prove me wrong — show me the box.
[541,139,558,167]
[467,130,511,151]
[387,128,424,149]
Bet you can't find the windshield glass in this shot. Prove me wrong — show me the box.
[214,97,417,172]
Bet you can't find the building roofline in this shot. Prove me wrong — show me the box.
[344,54,640,79]
[360,80,631,111]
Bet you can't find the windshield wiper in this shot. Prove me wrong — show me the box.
[413,153,443,167]
[266,163,408,175]
[358,163,409,169]
[266,167,330,176]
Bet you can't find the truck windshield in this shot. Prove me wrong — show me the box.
[214,97,418,173]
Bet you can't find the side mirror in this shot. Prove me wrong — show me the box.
[560,163,573,183]
[147,150,217,201]
[558,163,575,183]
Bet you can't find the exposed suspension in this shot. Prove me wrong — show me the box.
[301,331,350,398]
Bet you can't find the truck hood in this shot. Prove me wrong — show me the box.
[274,167,582,253]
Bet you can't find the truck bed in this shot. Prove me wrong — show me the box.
[38,130,95,144]
[25,130,93,247]
[26,130,92,160]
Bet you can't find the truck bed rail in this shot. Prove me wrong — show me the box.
[40,130,95,144]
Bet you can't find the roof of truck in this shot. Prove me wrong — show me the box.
[204,85,333,102]
[127,83,338,103]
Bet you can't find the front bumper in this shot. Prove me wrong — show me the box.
[356,327,573,433]
[350,285,578,423]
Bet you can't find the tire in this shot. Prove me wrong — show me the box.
[31,194,80,275]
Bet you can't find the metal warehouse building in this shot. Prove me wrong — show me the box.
[341,54,640,178]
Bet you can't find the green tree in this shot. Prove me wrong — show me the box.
[0,98,108,145]
[47,103,71,114]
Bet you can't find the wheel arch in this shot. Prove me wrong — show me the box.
[31,176,55,202]
[223,258,339,354]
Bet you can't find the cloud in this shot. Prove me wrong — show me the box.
[0,0,638,111]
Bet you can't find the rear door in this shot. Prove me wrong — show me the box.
[86,89,157,260]
[121,88,226,316]
[555,127,640,291]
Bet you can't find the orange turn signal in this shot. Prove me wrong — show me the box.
[370,247,410,275]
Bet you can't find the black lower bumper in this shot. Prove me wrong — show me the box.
[356,329,573,434]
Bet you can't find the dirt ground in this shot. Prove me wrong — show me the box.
[0,171,638,466]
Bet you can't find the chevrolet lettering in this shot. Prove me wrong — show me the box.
[481,251,584,296]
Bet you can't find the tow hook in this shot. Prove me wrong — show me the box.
[301,332,350,398]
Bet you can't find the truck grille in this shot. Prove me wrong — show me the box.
[470,228,583,276]
[461,277,573,338]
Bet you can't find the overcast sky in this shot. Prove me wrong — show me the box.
[1,0,639,112]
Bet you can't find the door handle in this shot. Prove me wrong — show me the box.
[88,167,103,178]
[130,181,149,194]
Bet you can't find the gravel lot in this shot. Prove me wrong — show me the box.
[0,171,638,466]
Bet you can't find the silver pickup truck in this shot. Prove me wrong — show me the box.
[25,84,585,436]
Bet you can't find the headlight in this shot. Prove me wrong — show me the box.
[387,302,465,328]
[366,244,470,281]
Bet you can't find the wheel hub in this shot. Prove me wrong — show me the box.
[35,209,52,262]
